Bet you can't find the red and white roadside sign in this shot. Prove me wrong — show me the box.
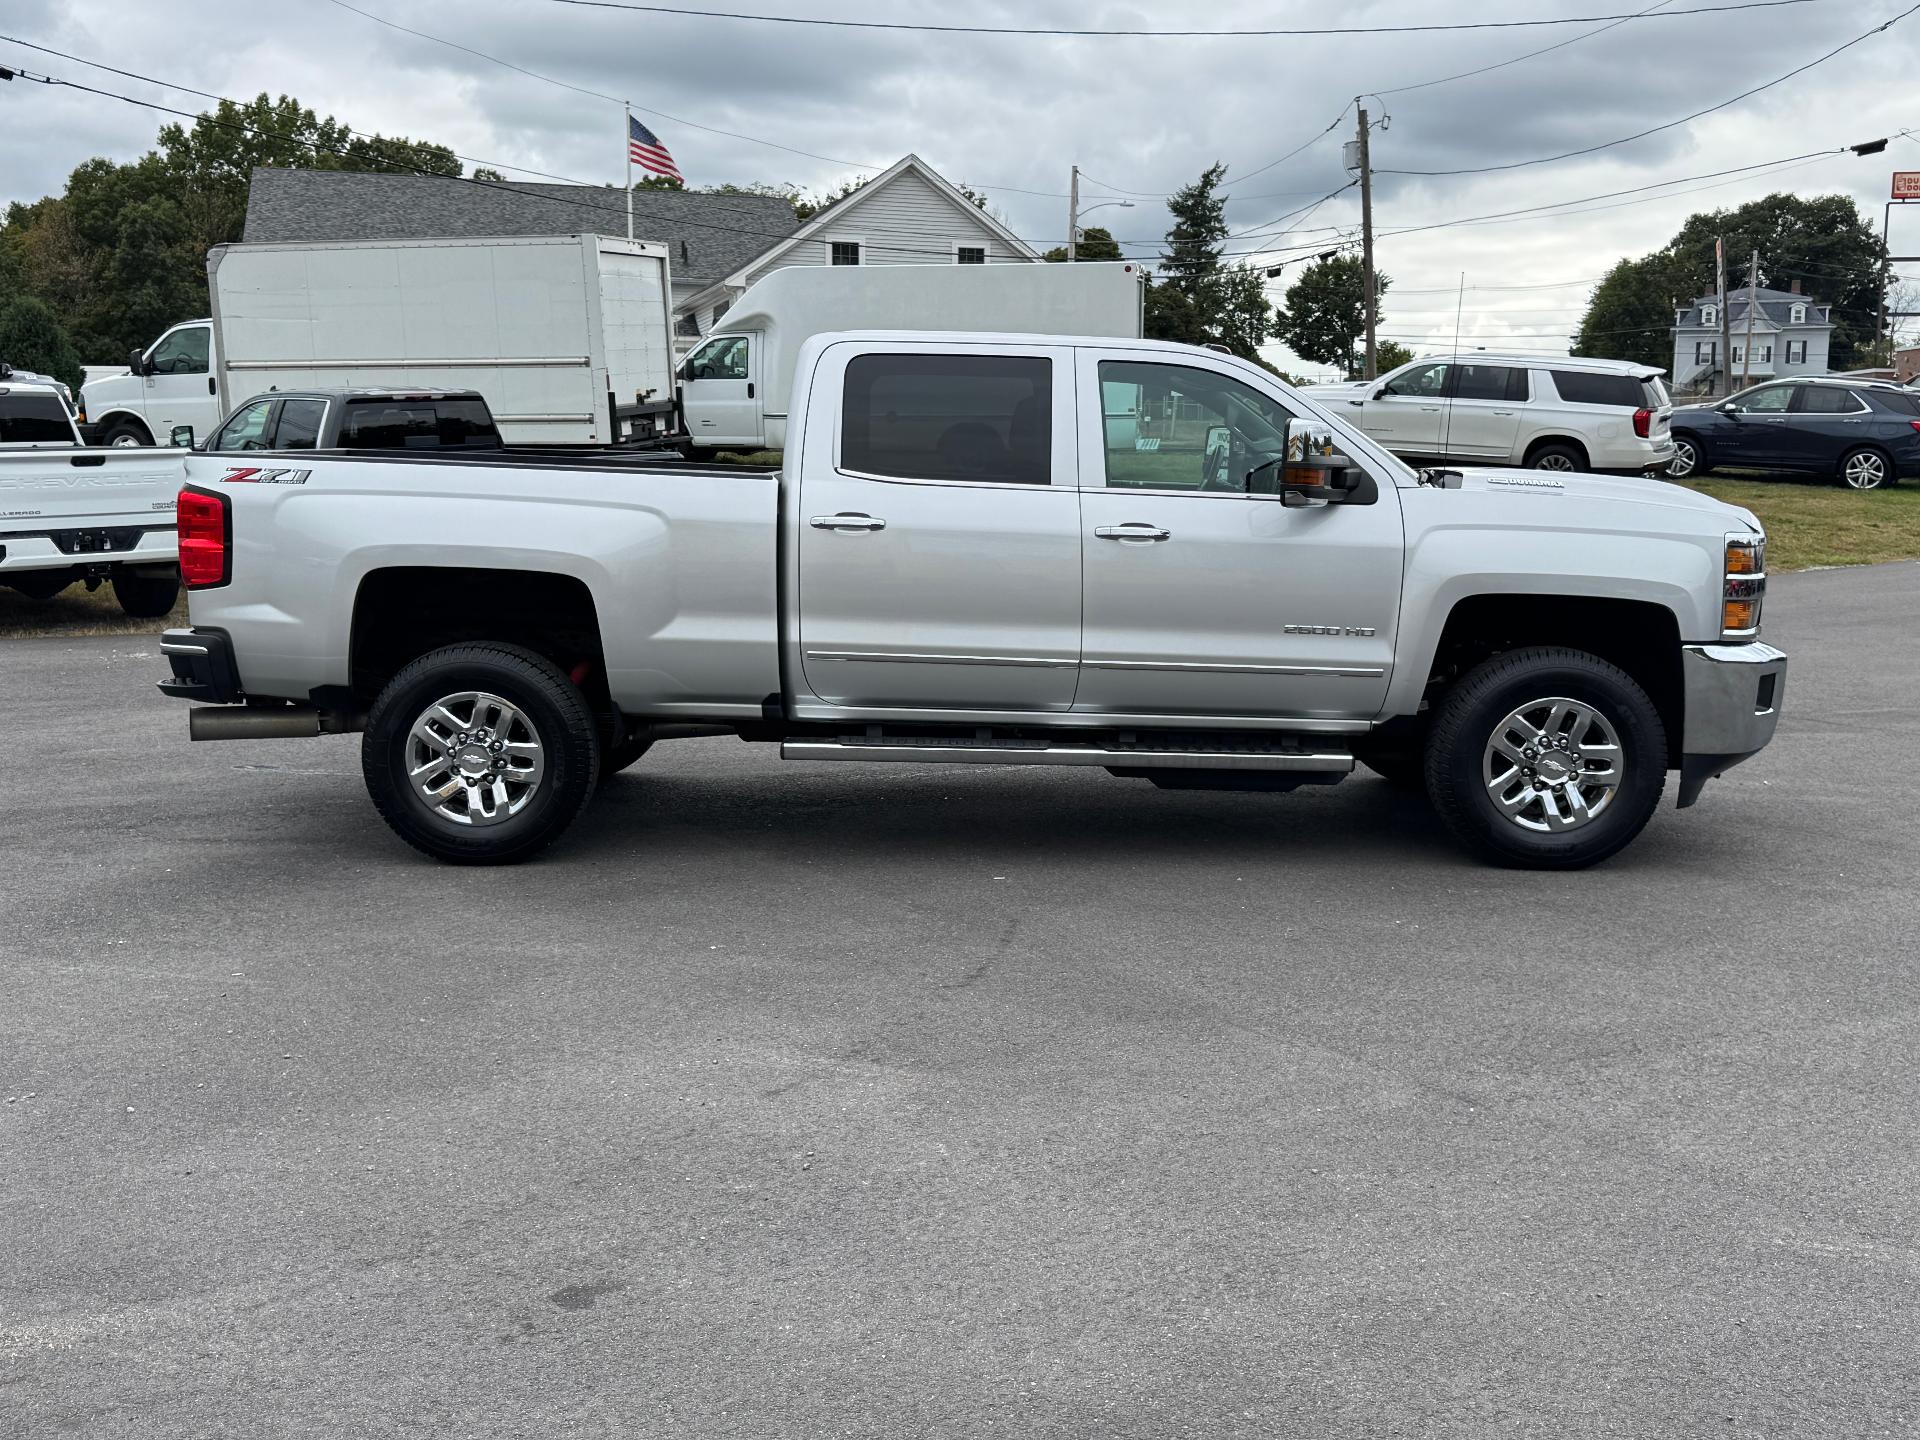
[1894,172,1920,199]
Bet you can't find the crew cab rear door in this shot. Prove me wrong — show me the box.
[794,340,1081,712]
[1073,348,1403,721]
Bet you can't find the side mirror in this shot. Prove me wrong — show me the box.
[1281,453,1361,507]
[169,424,196,449]
[1200,423,1232,486]
[128,347,149,377]
[1718,400,1739,414]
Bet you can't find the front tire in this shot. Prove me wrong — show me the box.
[1667,433,1705,479]
[1425,647,1666,869]
[111,569,180,618]
[101,420,153,448]
[1839,446,1891,490]
[361,644,600,865]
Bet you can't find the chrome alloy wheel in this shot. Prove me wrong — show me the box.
[1668,438,1698,478]
[1482,696,1623,834]
[110,432,144,447]
[1842,450,1887,490]
[406,690,546,826]
[1533,451,1577,471]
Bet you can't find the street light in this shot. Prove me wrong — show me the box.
[1070,198,1133,260]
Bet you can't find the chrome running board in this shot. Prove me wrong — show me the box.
[780,740,1354,773]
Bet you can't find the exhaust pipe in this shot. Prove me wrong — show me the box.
[188,706,362,741]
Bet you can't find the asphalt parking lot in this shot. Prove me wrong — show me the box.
[3,562,1916,1438]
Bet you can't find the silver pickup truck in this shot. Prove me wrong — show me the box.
[155,331,1786,869]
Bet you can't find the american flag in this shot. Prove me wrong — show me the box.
[628,115,682,182]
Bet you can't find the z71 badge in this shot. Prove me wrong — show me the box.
[220,466,311,485]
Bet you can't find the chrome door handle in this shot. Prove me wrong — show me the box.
[809,514,885,531]
[1094,523,1171,542]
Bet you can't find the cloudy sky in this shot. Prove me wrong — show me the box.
[4,0,1918,375]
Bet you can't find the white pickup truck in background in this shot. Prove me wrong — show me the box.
[677,261,1145,453]
[0,373,181,614]
[152,330,1786,871]
[80,234,680,449]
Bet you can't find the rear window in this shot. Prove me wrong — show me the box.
[841,353,1052,485]
[1872,388,1920,415]
[338,399,500,448]
[0,392,77,443]
[1549,370,1651,408]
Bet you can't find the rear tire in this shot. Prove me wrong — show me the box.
[1425,646,1666,870]
[361,643,600,865]
[111,569,180,618]
[1667,433,1705,479]
[1838,445,1891,491]
[1526,442,1587,473]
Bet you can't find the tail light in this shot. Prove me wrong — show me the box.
[1909,420,1920,435]
[177,486,230,588]
[1632,407,1652,438]
[1722,534,1765,636]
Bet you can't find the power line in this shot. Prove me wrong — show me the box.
[1376,0,1677,96]
[0,32,595,185]
[534,0,1841,38]
[1379,3,1919,177]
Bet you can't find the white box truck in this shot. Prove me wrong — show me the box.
[80,234,678,448]
[677,261,1145,453]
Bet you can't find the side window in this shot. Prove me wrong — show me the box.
[1507,368,1532,403]
[830,241,861,266]
[1098,360,1297,494]
[1382,362,1447,398]
[1450,364,1514,402]
[841,352,1051,485]
[272,398,327,449]
[1795,386,1864,415]
[956,246,986,265]
[1549,370,1645,407]
[1736,385,1794,413]
[149,326,211,375]
[211,398,275,451]
[687,336,748,381]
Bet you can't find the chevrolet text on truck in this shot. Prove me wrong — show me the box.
[154,331,1786,869]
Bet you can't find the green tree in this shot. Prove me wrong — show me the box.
[1273,255,1391,378]
[1042,225,1122,262]
[0,294,85,392]
[1571,253,1686,369]
[1375,339,1414,372]
[634,174,685,191]
[1138,163,1273,361]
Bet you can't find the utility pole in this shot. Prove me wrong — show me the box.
[1716,237,1734,398]
[1356,105,1378,380]
[1741,246,1760,389]
[1067,165,1079,263]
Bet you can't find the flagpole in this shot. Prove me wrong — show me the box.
[624,101,633,240]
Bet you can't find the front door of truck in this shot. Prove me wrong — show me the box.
[142,324,220,443]
[679,334,760,448]
[796,342,1081,712]
[1074,352,1403,722]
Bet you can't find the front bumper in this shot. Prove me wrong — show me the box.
[158,626,243,703]
[1676,641,1787,807]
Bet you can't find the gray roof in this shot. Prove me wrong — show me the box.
[1675,287,1832,329]
[242,168,799,285]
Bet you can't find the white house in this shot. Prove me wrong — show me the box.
[671,154,1041,350]
[1670,285,1835,394]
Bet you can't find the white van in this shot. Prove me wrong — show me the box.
[677,261,1145,453]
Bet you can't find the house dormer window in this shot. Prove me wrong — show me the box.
[1701,304,1717,327]
[1790,303,1807,324]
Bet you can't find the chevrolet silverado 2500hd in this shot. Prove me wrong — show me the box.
[156,332,1787,869]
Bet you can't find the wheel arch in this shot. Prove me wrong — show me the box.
[1521,434,1591,468]
[1410,593,1684,768]
[348,566,610,721]
[93,410,155,443]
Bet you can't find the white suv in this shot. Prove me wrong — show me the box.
[1303,354,1675,475]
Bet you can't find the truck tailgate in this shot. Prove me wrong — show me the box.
[0,449,184,569]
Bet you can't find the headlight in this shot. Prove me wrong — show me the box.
[1723,533,1765,636]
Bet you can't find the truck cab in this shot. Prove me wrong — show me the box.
[80,319,220,448]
